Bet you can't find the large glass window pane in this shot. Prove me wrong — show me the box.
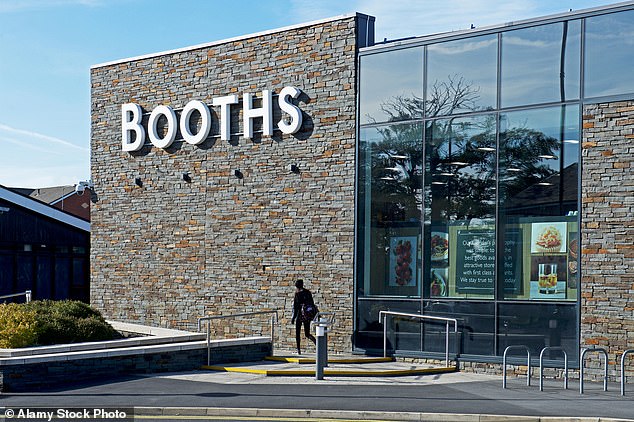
[585,10,634,98]
[501,21,580,107]
[498,105,579,301]
[355,298,421,352]
[498,303,578,364]
[424,300,494,356]
[357,123,423,298]
[359,47,423,125]
[426,35,498,116]
[424,115,497,300]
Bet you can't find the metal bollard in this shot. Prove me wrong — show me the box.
[315,317,329,380]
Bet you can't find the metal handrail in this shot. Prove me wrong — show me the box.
[314,311,335,326]
[197,310,279,366]
[378,310,458,367]
[539,346,568,391]
[0,290,31,303]
[503,345,531,389]
[620,349,634,396]
[580,347,608,394]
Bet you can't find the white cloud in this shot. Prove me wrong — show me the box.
[0,124,89,188]
[0,124,88,152]
[0,136,65,155]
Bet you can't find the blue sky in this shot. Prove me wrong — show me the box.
[0,0,614,188]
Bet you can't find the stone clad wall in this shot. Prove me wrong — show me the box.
[582,101,634,380]
[90,16,364,353]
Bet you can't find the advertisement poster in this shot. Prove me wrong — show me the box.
[455,229,495,293]
[389,236,418,287]
[530,222,567,254]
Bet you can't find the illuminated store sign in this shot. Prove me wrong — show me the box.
[121,86,303,152]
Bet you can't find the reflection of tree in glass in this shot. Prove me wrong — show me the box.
[366,77,561,224]
[426,74,484,117]
[426,116,497,223]
[367,75,483,223]
[499,128,560,201]
[369,75,482,123]
[369,123,423,223]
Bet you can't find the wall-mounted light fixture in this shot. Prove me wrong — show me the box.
[234,169,244,179]
[134,177,143,187]
[289,164,300,174]
[182,172,191,183]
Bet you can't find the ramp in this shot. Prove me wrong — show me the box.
[201,355,458,377]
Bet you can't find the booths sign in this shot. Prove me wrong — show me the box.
[121,86,304,152]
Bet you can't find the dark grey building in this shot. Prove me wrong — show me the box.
[0,186,90,302]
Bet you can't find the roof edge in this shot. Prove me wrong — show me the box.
[0,185,90,232]
[91,12,369,69]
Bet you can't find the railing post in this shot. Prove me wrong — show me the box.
[270,313,275,356]
[539,347,568,391]
[25,290,32,303]
[503,345,530,389]
[207,320,211,366]
[580,347,608,394]
[445,320,450,367]
[383,313,387,358]
[621,349,634,396]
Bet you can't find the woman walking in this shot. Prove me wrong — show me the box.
[291,279,317,354]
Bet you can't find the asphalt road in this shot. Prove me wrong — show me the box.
[1,371,633,420]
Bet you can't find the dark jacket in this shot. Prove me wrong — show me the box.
[292,289,316,322]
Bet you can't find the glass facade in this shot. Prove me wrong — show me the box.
[356,8,634,363]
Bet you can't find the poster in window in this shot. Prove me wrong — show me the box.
[389,236,418,287]
[530,222,567,254]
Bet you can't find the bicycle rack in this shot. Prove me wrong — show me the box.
[503,345,531,389]
[538,346,568,391]
[620,349,634,396]
[580,347,608,394]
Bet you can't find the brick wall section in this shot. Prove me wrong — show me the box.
[90,16,362,353]
[582,101,634,381]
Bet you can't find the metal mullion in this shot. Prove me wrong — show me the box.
[494,30,503,357]
[576,17,586,364]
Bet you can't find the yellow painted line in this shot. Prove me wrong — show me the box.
[135,415,393,422]
[201,365,269,375]
[201,365,457,377]
[264,356,395,364]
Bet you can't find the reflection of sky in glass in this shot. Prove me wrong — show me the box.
[501,21,580,107]
[360,47,423,125]
[500,105,579,170]
[426,35,497,115]
[585,10,634,98]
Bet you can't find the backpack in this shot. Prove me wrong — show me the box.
[301,303,317,322]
